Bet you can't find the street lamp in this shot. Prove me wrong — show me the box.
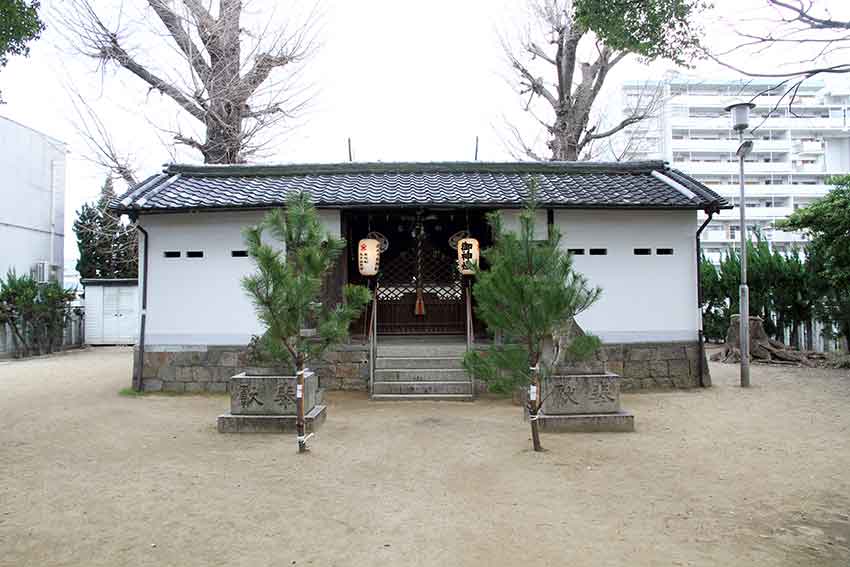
[725,102,755,388]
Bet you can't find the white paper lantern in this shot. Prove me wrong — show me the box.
[358,238,381,276]
[457,238,479,275]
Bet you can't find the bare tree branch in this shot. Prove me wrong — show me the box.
[55,0,319,164]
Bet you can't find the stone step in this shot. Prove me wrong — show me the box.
[375,357,464,370]
[374,368,469,382]
[377,344,468,358]
[372,381,473,395]
[371,393,474,402]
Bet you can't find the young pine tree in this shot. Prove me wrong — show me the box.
[463,187,601,452]
[242,192,371,371]
[241,193,370,451]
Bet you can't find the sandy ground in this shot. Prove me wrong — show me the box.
[0,347,849,567]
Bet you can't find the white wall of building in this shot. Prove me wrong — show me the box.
[140,210,341,345]
[555,210,699,343]
[0,116,66,280]
[492,208,699,343]
[141,208,697,346]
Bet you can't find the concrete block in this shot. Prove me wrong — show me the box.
[163,381,185,393]
[176,367,194,382]
[536,411,634,433]
[334,363,361,380]
[605,360,624,376]
[208,382,228,393]
[598,344,624,362]
[218,351,238,368]
[142,379,163,392]
[218,405,327,433]
[655,345,686,360]
[229,373,318,416]
[157,366,178,380]
[624,360,650,379]
[542,374,621,415]
[192,367,213,382]
[649,360,669,378]
[627,347,656,361]
[185,382,205,393]
[668,359,690,378]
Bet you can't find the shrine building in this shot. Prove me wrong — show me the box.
[113,161,730,397]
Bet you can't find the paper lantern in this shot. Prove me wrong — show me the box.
[457,238,479,275]
[358,238,381,276]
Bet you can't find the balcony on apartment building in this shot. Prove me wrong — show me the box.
[669,115,848,130]
[671,138,792,152]
[704,184,831,199]
[700,228,809,245]
[675,160,795,174]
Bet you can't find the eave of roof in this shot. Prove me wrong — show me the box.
[113,160,731,214]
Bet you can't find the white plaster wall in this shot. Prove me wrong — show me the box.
[555,210,699,343]
[498,208,548,240]
[140,209,341,345]
[0,117,66,279]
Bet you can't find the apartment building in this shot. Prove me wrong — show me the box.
[620,77,850,263]
[0,116,67,282]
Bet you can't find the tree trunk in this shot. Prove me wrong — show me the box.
[775,313,785,343]
[295,357,307,454]
[805,320,814,351]
[711,315,812,365]
[790,324,800,350]
[527,352,543,452]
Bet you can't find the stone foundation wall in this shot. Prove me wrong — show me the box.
[137,343,369,393]
[136,340,708,394]
[596,341,709,391]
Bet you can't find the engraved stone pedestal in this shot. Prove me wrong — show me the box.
[534,373,635,433]
[217,373,327,433]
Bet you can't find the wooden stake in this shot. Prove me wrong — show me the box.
[529,366,543,452]
[296,362,307,453]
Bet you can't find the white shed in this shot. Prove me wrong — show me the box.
[82,279,139,345]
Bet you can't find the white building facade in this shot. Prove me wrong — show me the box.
[117,162,725,394]
[620,78,850,263]
[0,116,67,281]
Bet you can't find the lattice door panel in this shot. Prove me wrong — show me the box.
[376,242,464,334]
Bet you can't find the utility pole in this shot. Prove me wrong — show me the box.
[726,102,755,388]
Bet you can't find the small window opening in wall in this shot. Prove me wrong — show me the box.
[231,250,249,258]
[657,248,675,255]
[186,251,204,258]
[589,248,608,256]
[163,251,181,258]
[568,248,585,255]
[633,248,652,256]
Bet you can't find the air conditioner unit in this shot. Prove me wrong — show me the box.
[32,261,51,283]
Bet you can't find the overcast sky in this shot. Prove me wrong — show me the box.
[1,0,848,270]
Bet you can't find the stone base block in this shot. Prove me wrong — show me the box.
[217,405,327,433]
[536,410,634,433]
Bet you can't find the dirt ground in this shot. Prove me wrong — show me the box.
[1,347,849,567]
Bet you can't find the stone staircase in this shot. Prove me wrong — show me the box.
[371,340,474,401]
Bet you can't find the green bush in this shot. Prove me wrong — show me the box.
[0,271,76,357]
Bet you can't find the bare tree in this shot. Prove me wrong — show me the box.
[709,0,850,107]
[68,88,139,186]
[504,1,662,161]
[56,0,317,164]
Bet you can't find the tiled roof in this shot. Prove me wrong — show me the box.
[113,161,729,213]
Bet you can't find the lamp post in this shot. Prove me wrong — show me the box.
[725,102,755,388]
